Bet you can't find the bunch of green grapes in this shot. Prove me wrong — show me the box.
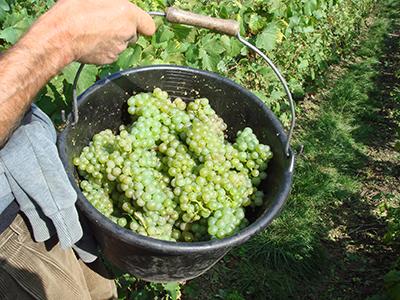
[74,88,272,241]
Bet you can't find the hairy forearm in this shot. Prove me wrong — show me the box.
[0,0,155,148]
[0,13,73,147]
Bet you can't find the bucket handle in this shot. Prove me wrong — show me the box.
[67,7,295,158]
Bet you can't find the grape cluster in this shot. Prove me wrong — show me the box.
[74,88,272,242]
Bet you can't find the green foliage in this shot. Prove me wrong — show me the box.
[0,0,380,298]
[187,2,399,298]
[384,269,400,300]
[373,3,400,299]
[369,260,400,300]
[116,274,181,300]
[382,194,400,244]
[0,0,376,124]
[394,71,400,153]
[162,282,181,300]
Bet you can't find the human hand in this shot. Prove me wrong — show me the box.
[1,1,155,147]
[32,0,156,65]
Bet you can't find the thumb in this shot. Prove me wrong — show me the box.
[131,4,156,36]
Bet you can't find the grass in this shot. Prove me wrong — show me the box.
[183,1,400,299]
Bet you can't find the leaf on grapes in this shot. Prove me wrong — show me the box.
[0,0,10,11]
[199,49,219,71]
[255,21,281,51]
[62,63,98,94]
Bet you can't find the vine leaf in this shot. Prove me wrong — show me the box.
[0,0,10,11]
[256,21,281,51]
[162,282,182,300]
[0,26,18,43]
[62,62,98,95]
[0,18,32,44]
[117,46,142,69]
[199,48,219,71]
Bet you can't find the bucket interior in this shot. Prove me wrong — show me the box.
[59,65,292,233]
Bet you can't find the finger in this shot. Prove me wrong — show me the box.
[126,34,138,45]
[116,41,129,54]
[129,3,156,36]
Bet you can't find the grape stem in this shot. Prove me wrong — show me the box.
[134,212,148,232]
[192,199,206,211]
[123,213,135,222]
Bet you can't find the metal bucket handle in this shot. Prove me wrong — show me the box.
[66,7,296,157]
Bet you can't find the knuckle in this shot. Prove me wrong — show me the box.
[117,43,128,53]
[107,53,118,62]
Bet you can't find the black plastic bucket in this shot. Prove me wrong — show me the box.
[57,65,295,282]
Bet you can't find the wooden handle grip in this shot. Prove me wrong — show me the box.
[165,7,240,36]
